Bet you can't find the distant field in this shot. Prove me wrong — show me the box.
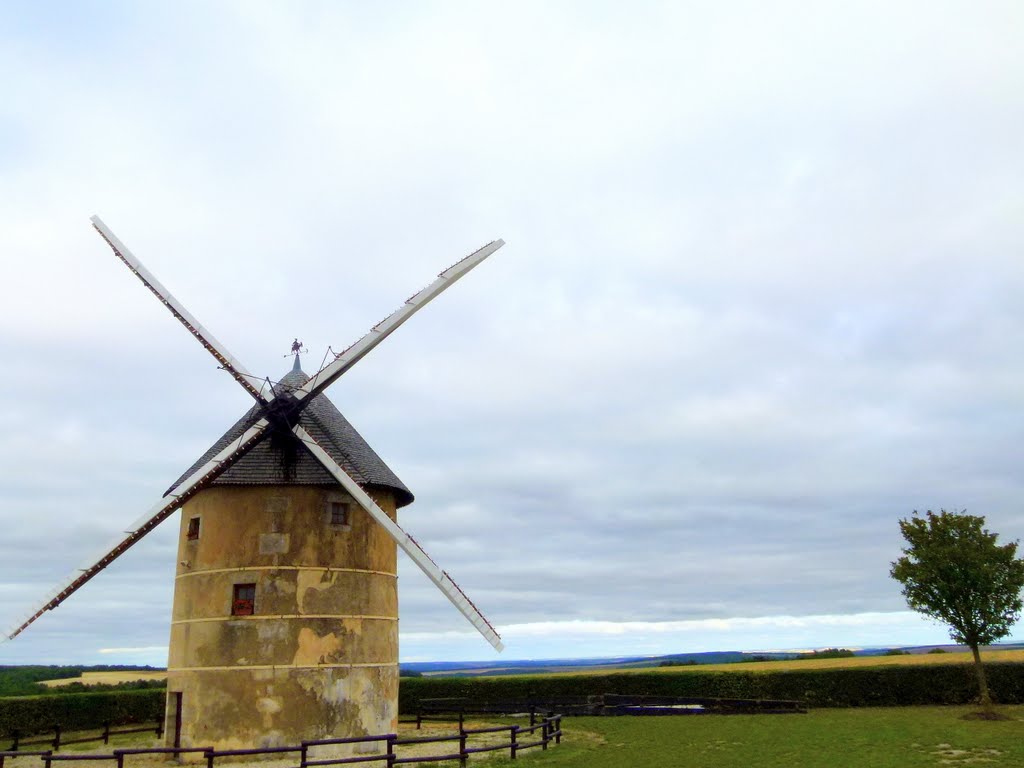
[648,648,1024,673]
[506,648,1024,678]
[40,671,168,688]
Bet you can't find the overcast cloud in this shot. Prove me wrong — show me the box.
[1,1,1023,665]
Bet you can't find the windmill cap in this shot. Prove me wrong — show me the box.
[169,366,413,507]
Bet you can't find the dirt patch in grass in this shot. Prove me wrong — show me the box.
[923,742,1004,763]
[960,710,1015,721]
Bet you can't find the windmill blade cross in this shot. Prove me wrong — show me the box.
[7,221,506,648]
[293,424,504,651]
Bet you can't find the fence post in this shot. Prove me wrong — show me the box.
[386,734,396,768]
[541,718,548,751]
[416,709,422,730]
[155,717,164,741]
[459,730,467,768]
[116,751,125,768]
[10,729,19,752]
[42,751,53,768]
[529,707,536,728]
[52,725,61,752]
[555,716,562,745]
[299,743,308,768]
[103,722,111,745]
[206,749,215,768]
[509,725,518,760]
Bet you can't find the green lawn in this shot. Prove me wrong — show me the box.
[484,707,1024,768]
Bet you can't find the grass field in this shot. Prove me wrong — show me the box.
[9,708,1024,767]
[39,671,168,688]
[484,706,1024,768]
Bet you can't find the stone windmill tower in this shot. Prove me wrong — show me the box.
[164,355,415,748]
[4,218,504,751]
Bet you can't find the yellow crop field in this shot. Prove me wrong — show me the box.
[497,651,1024,679]
[552,648,1024,676]
[40,671,167,688]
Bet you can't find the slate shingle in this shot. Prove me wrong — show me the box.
[170,363,413,507]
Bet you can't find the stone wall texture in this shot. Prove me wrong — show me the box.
[165,484,399,754]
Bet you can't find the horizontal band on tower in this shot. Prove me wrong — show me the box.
[167,661,399,673]
[171,614,398,625]
[175,565,397,580]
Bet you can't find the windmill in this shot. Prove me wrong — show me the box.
[4,218,505,752]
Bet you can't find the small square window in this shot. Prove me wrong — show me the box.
[330,501,349,527]
[232,583,256,616]
[186,517,200,541]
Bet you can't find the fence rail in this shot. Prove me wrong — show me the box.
[1,713,563,768]
[4,722,163,755]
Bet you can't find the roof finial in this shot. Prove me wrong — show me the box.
[290,338,305,372]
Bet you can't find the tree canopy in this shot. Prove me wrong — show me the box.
[891,509,1024,708]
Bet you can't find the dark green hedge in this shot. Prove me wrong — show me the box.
[6,664,1018,736]
[399,663,1024,711]
[0,690,165,737]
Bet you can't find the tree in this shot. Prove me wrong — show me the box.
[890,509,1024,709]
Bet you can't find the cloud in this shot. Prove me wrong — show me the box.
[2,1,1024,666]
[398,610,985,661]
[98,646,168,655]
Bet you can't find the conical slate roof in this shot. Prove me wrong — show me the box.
[171,358,413,507]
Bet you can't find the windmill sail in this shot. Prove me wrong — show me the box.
[4,421,272,640]
[297,239,504,404]
[91,216,270,405]
[294,424,504,650]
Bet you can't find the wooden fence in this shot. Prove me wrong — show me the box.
[4,722,163,755]
[0,712,563,768]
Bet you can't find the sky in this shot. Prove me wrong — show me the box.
[1,1,1023,666]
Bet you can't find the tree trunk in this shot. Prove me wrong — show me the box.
[970,642,993,710]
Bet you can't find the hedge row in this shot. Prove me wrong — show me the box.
[4,663,1020,736]
[399,662,1024,711]
[0,690,165,737]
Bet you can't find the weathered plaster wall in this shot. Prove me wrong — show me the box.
[165,485,399,753]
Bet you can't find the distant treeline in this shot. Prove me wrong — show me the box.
[793,648,855,660]
[655,647,959,668]
[659,649,858,667]
[0,666,166,698]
